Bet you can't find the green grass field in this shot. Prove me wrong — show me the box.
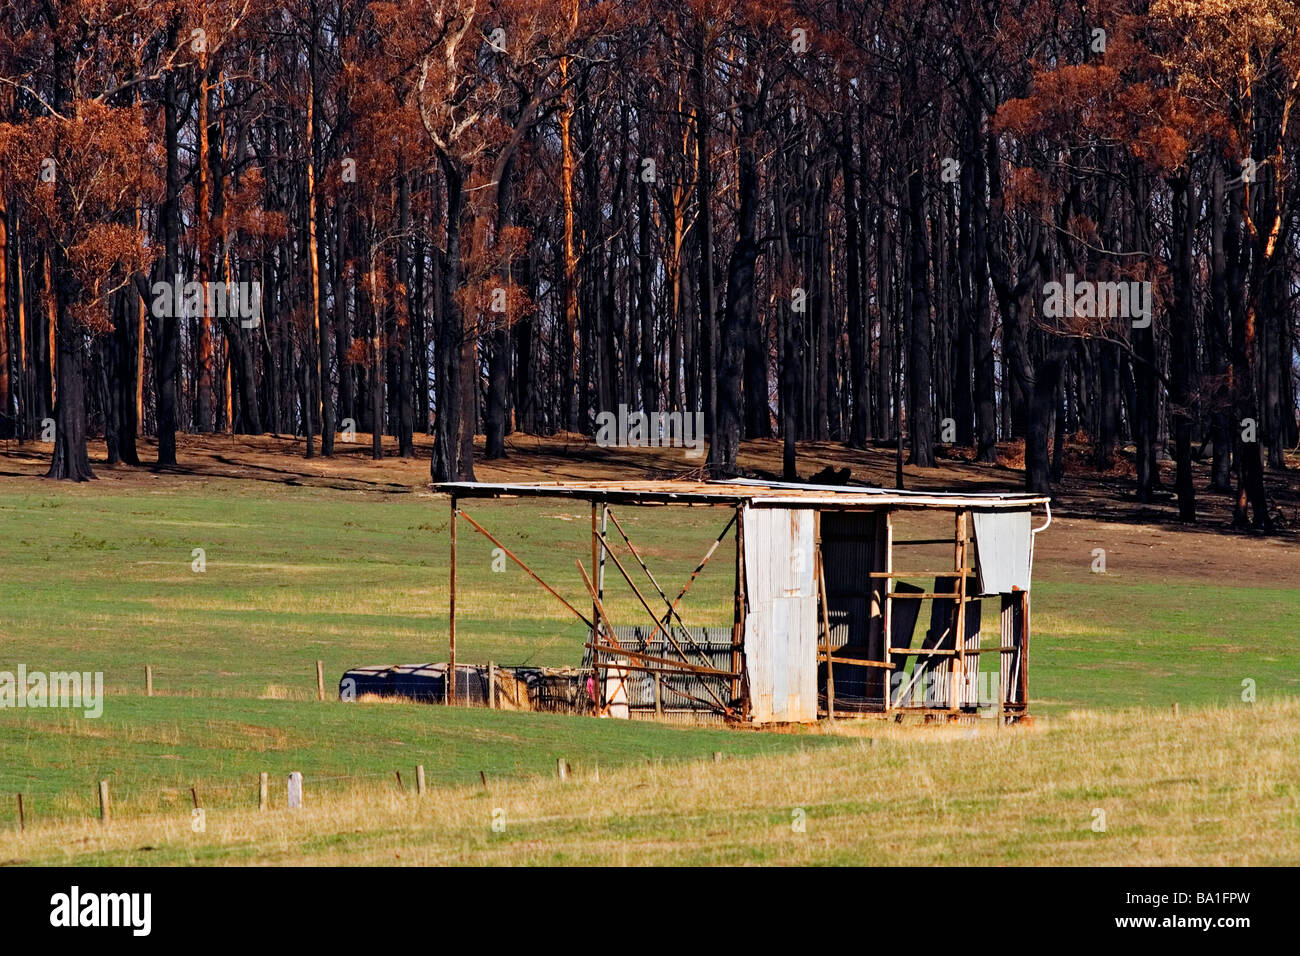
[1,477,1297,863]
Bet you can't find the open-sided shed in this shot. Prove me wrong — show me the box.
[437,478,1050,725]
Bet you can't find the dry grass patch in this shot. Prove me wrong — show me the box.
[3,700,1295,866]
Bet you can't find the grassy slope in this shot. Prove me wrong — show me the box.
[0,483,736,695]
[0,698,839,825]
[2,700,1295,866]
[1,478,1297,860]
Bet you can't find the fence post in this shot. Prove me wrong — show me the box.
[16,794,24,832]
[416,765,426,795]
[98,780,110,825]
[145,665,153,698]
[288,772,303,809]
[316,661,325,702]
[489,661,497,709]
[259,773,268,811]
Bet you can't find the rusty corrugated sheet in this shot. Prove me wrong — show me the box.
[437,479,1050,510]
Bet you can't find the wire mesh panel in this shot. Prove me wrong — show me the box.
[604,624,737,718]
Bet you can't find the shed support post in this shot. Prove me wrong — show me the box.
[952,509,968,715]
[999,591,1030,722]
[883,511,894,714]
[591,502,605,711]
[732,505,745,717]
[1020,594,1030,715]
[818,552,834,719]
[449,496,457,705]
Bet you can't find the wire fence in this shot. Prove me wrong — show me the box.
[0,656,765,831]
[0,749,760,833]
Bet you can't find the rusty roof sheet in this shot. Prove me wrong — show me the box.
[436,478,1049,509]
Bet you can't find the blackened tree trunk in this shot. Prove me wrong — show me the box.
[874,205,893,441]
[312,20,336,457]
[740,110,770,440]
[776,180,800,480]
[905,158,935,467]
[484,319,508,459]
[114,287,141,465]
[841,112,868,448]
[711,94,759,477]
[156,49,182,468]
[47,297,93,480]
[693,22,716,443]
[1207,164,1233,492]
[812,166,830,441]
[636,146,657,413]
[1170,175,1196,522]
[431,158,474,482]
[0,193,8,440]
[396,167,414,457]
[1023,345,1067,495]
[334,203,354,429]
[1219,158,1271,529]
[971,138,997,462]
[45,24,93,481]
[513,199,537,434]
[369,250,382,462]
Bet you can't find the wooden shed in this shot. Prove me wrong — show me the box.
[437,479,1050,725]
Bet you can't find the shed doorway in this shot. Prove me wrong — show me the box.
[816,511,893,712]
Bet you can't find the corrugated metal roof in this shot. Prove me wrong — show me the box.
[437,478,1048,510]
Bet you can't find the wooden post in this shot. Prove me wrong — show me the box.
[595,502,608,597]
[713,751,722,763]
[449,498,457,705]
[557,759,569,781]
[1172,702,1179,718]
[591,503,602,711]
[416,765,426,795]
[488,661,497,709]
[732,505,745,713]
[816,545,834,720]
[883,512,894,712]
[190,786,200,809]
[952,510,968,714]
[316,660,325,702]
[98,780,110,825]
[145,664,153,697]
[394,770,403,789]
[654,671,663,716]
[259,772,268,811]
[479,770,487,788]
[1021,593,1031,711]
[16,793,24,832]
[597,503,608,711]
[288,771,303,809]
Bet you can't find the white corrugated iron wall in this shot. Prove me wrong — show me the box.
[741,506,818,723]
